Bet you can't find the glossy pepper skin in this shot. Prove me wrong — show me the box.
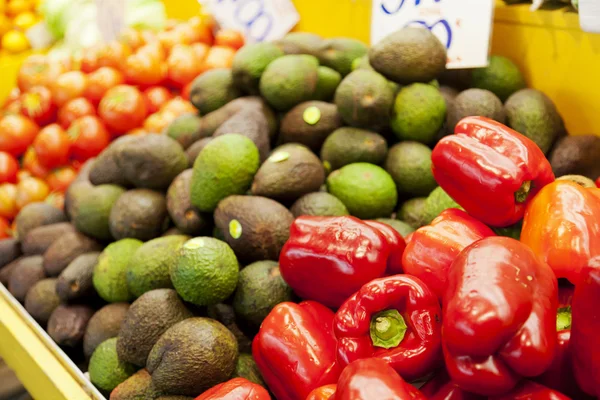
[431,116,555,227]
[252,301,340,400]
[571,257,600,398]
[306,385,337,400]
[443,237,558,396]
[364,220,406,275]
[521,180,600,284]
[421,370,485,400]
[402,208,495,299]
[335,358,426,400]
[489,381,571,400]
[334,275,442,381]
[194,378,270,400]
[279,216,391,308]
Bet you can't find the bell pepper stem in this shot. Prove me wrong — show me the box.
[557,306,572,331]
[515,181,532,203]
[370,309,407,349]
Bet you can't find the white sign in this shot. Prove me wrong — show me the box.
[201,0,300,43]
[371,0,495,69]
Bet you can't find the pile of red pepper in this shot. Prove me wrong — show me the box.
[193,116,600,400]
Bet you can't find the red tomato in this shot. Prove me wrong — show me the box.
[84,67,125,106]
[80,46,102,73]
[15,177,50,210]
[58,97,96,128]
[98,85,147,135]
[143,86,173,114]
[166,44,203,89]
[46,166,77,192]
[0,115,39,157]
[140,30,158,45]
[143,111,177,133]
[186,16,215,45]
[17,170,32,182]
[0,152,19,184]
[160,97,196,117]
[124,52,167,87]
[17,55,65,92]
[119,28,146,51]
[68,116,110,161]
[127,128,148,136]
[45,191,65,211]
[0,216,10,238]
[33,124,71,168]
[2,99,22,117]
[22,147,50,179]
[50,71,88,107]
[158,29,188,52]
[97,41,131,71]
[201,46,236,71]
[19,86,57,126]
[0,183,18,219]
[190,43,210,62]
[137,41,167,62]
[215,29,245,50]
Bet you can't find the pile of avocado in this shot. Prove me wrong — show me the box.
[0,26,590,400]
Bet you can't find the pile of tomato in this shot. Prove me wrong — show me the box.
[0,15,244,238]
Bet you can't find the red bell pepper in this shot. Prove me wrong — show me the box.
[443,236,558,396]
[334,275,442,381]
[521,180,600,284]
[194,378,270,400]
[402,208,495,299]
[279,216,391,308]
[335,358,426,400]
[571,257,600,398]
[596,176,600,187]
[431,116,555,227]
[306,385,337,400]
[489,381,571,400]
[364,220,406,275]
[420,370,485,400]
[252,301,340,400]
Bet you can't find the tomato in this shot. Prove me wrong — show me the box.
[201,46,236,71]
[0,216,10,239]
[15,177,50,210]
[22,147,50,179]
[68,116,110,161]
[127,128,148,136]
[140,30,158,46]
[158,29,188,52]
[2,99,22,117]
[177,23,213,46]
[0,152,19,184]
[143,86,173,114]
[137,42,167,62]
[58,97,96,128]
[191,43,210,62]
[80,45,101,73]
[97,41,131,71]
[17,170,32,182]
[0,183,18,219]
[0,115,39,157]
[33,124,71,168]
[50,71,88,107]
[166,44,203,89]
[215,29,245,50]
[186,16,215,45]
[119,28,146,51]
[45,191,65,211]
[84,67,125,106]
[182,81,193,101]
[160,97,196,117]
[17,55,65,92]
[143,111,177,133]
[46,166,77,192]
[124,52,167,87]
[19,86,57,126]
[98,85,147,135]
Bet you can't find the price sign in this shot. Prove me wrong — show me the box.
[371,0,495,68]
[96,0,126,42]
[200,0,300,43]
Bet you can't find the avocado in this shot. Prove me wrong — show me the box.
[352,55,373,71]
[232,42,285,95]
[47,304,94,348]
[504,88,565,154]
[213,107,271,162]
[334,69,395,130]
[14,202,66,240]
[214,195,294,263]
[167,170,208,235]
[164,113,205,150]
[398,197,427,229]
[117,288,192,366]
[233,260,293,327]
[93,239,142,303]
[65,181,93,221]
[251,144,325,203]
[56,252,100,301]
[375,218,415,238]
[314,66,342,101]
[115,135,188,190]
[146,317,238,396]
[423,187,462,224]
[109,189,169,241]
[71,184,126,241]
[89,338,137,392]
[190,69,242,115]
[439,85,459,101]
[7,255,45,302]
[259,54,320,111]
[84,303,130,359]
[556,174,597,188]
[279,101,343,152]
[109,369,163,400]
[162,227,184,237]
[0,238,21,269]
[321,127,388,171]
[126,235,189,298]
[369,27,446,84]
[0,257,21,286]
[24,278,61,325]
[185,138,213,167]
[471,55,526,102]
[206,303,253,354]
[21,222,76,255]
[327,163,398,219]
[191,134,260,213]
[391,83,447,144]
[316,37,368,76]
[43,231,102,276]
[549,135,600,179]
[276,32,323,56]
[447,89,505,133]
[232,354,265,387]
[89,135,138,187]
[290,192,349,217]
[385,142,437,196]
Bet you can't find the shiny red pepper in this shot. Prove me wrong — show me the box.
[402,208,495,299]
[489,381,571,400]
[194,378,270,400]
[279,216,391,308]
[420,370,485,400]
[306,384,337,400]
[571,257,600,398]
[334,275,442,381]
[431,116,555,227]
[335,358,426,400]
[443,236,558,396]
[252,301,340,400]
[364,220,406,275]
